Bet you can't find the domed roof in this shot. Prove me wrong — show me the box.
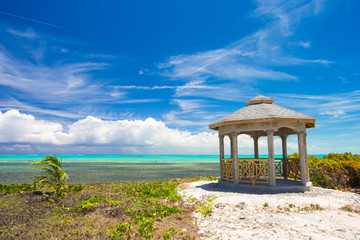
[209,95,315,130]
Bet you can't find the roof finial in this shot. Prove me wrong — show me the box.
[246,95,274,106]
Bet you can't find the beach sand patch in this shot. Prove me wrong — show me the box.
[179,181,360,240]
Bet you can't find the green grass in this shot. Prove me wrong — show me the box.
[0,178,205,239]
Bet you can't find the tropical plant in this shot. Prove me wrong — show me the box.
[31,155,68,198]
[287,152,360,189]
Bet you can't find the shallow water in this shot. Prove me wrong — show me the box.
[0,154,324,184]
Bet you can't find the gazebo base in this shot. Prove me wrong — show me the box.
[218,179,313,193]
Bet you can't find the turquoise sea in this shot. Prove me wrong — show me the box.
[0,154,325,184]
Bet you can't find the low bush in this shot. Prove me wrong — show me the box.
[0,183,37,194]
[288,152,360,189]
[195,197,216,216]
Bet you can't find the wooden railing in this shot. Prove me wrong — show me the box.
[286,158,308,180]
[274,158,283,177]
[221,158,233,182]
[287,158,300,180]
[238,158,269,185]
[221,157,308,184]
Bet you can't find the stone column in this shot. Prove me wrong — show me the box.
[231,132,239,184]
[252,136,259,159]
[230,135,233,159]
[266,130,276,187]
[219,134,224,180]
[304,131,310,182]
[298,131,307,185]
[281,135,288,180]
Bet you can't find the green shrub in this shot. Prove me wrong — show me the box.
[195,198,216,216]
[137,217,154,239]
[107,221,132,239]
[67,184,84,193]
[80,195,104,209]
[0,183,37,194]
[288,152,360,189]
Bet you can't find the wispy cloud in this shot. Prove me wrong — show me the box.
[162,98,228,127]
[162,99,212,126]
[6,28,37,39]
[0,98,83,119]
[156,0,330,101]
[0,48,109,103]
[0,27,158,119]
[276,91,360,123]
[0,11,69,31]
[115,85,176,90]
[320,110,345,118]
[296,41,311,48]
[174,80,256,102]
[114,80,220,91]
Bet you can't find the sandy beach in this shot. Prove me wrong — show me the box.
[179,181,360,240]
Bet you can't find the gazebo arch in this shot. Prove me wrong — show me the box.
[209,95,315,191]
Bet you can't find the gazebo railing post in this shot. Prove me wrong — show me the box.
[231,132,239,184]
[266,130,276,187]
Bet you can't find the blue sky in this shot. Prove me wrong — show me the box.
[0,0,359,155]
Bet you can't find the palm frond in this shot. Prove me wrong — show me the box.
[30,155,69,197]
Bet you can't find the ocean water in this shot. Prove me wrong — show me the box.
[0,154,324,184]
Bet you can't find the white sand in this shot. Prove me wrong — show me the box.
[179,181,360,240]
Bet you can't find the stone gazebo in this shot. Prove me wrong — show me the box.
[209,95,315,191]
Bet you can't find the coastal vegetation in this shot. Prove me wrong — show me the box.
[0,152,359,239]
[288,152,360,189]
[0,176,218,239]
[30,155,69,198]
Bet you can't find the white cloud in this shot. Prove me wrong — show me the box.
[0,109,300,154]
[0,110,219,154]
[0,110,63,143]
